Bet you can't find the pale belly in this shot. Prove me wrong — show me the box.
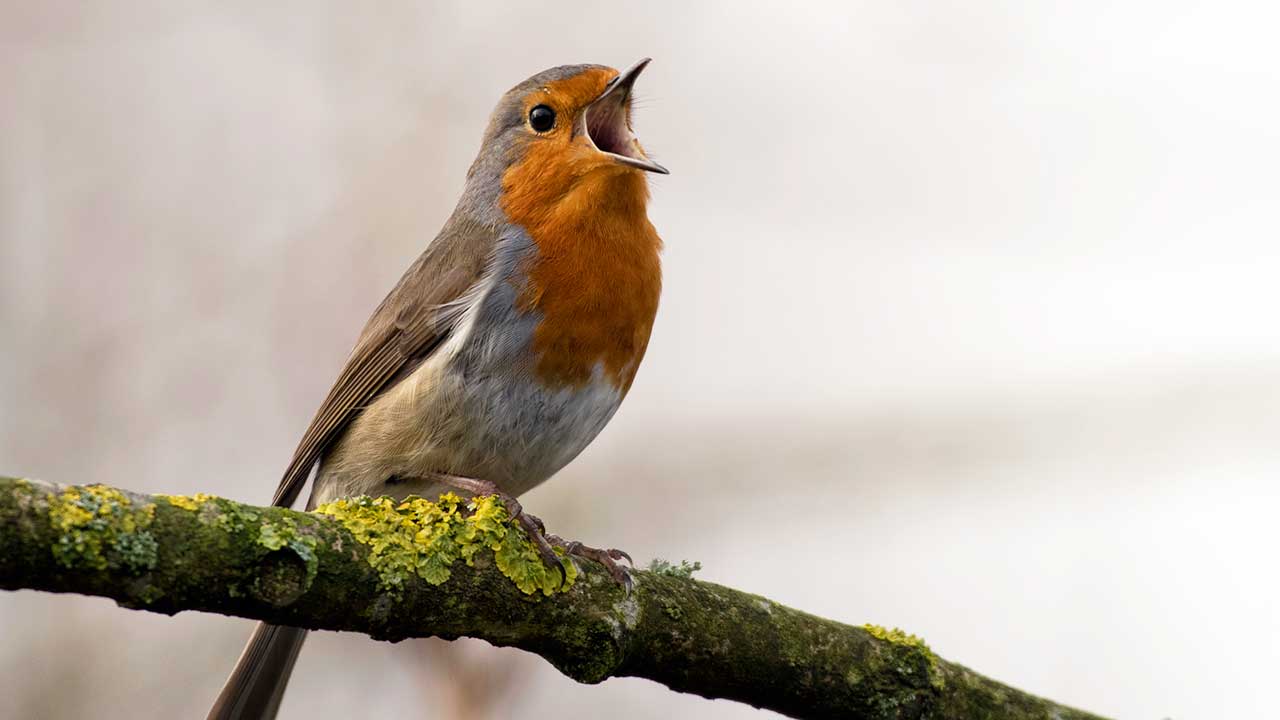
[309,331,624,507]
[308,221,654,508]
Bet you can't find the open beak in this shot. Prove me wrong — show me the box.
[581,58,669,174]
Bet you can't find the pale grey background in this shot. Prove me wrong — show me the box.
[2,2,1278,718]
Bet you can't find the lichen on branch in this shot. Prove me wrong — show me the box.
[315,493,576,596]
[49,483,159,572]
[0,475,1109,720]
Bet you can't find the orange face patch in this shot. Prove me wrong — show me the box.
[523,68,618,126]
[499,68,663,394]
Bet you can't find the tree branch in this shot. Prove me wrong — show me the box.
[0,475,1107,720]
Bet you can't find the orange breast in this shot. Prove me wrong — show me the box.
[500,152,662,394]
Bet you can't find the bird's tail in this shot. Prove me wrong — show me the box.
[206,622,308,720]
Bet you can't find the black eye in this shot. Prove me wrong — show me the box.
[528,105,556,133]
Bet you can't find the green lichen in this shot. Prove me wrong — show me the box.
[862,623,943,690]
[647,558,702,578]
[315,493,576,597]
[155,492,215,511]
[256,514,319,587]
[226,508,260,531]
[210,502,260,533]
[47,485,158,572]
[661,600,684,621]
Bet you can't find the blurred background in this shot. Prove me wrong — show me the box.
[2,2,1278,718]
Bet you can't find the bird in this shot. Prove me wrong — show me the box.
[207,59,667,720]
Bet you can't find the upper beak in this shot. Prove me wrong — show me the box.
[581,58,669,174]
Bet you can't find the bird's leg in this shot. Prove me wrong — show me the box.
[545,535,634,592]
[427,473,563,587]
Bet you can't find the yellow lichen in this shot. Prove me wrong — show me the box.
[862,623,943,688]
[862,624,929,649]
[156,492,215,511]
[315,493,576,597]
[48,485,158,572]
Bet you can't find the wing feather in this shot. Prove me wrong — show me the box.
[270,216,497,508]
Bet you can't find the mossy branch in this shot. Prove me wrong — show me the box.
[0,476,1108,720]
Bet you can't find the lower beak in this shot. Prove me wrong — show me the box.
[582,58,669,174]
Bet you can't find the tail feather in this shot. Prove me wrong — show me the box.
[207,623,308,720]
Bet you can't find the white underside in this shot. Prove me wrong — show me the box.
[309,282,625,506]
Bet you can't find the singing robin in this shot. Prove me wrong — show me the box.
[207,59,667,719]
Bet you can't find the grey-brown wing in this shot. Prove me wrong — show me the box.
[270,216,496,508]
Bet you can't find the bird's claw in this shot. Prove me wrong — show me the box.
[429,473,568,589]
[554,539,634,592]
[429,472,628,592]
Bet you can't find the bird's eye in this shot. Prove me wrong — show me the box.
[528,105,556,133]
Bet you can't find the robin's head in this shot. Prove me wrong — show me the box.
[450,61,664,393]
[461,60,666,221]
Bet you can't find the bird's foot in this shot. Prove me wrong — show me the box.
[428,473,632,591]
[547,536,634,592]
[430,473,565,588]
